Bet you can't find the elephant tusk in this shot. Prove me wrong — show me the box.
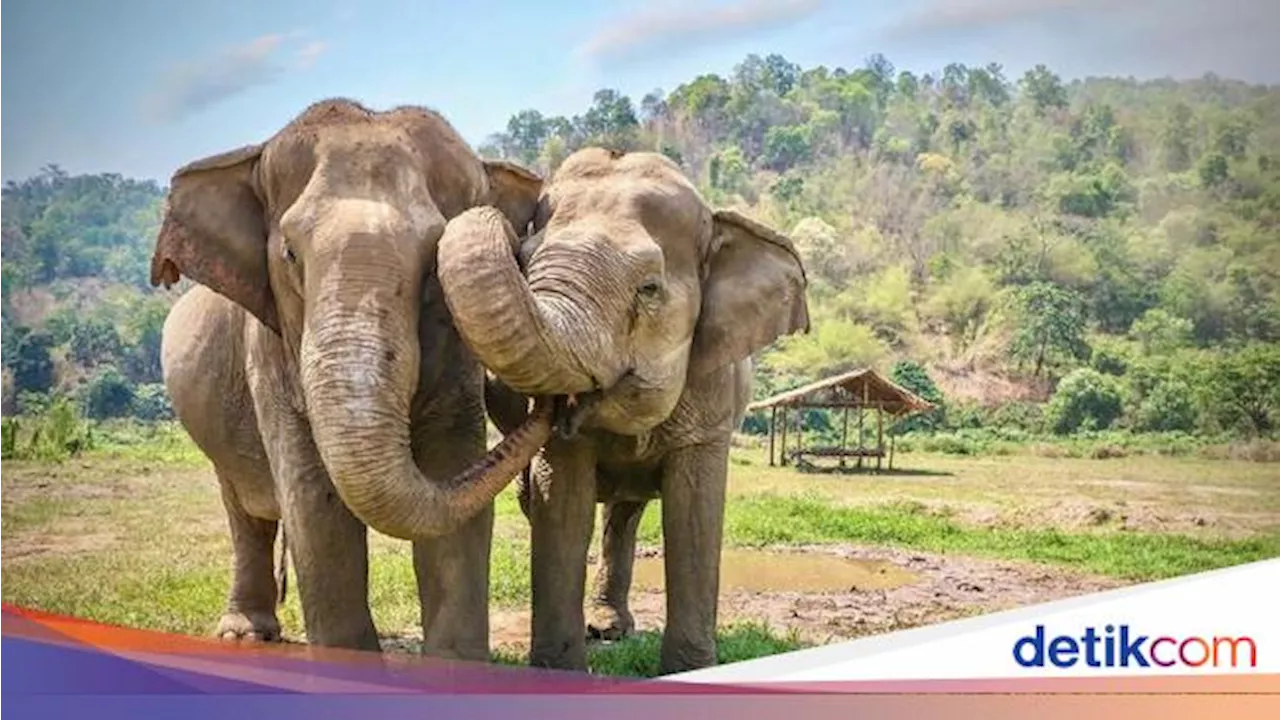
[566,394,578,408]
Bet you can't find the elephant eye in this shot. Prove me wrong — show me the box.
[282,243,296,263]
[638,278,663,298]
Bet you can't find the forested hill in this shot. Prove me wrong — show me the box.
[3,55,1278,437]
[480,56,1280,434]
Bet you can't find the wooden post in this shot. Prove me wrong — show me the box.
[858,381,867,470]
[876,405,884,473]
[840,406,849,469]
[779,406,788,466]
[796,406,804,462]
[768,406,777,466]
[889,434,895,471]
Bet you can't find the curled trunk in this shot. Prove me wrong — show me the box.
[436,207,603,396]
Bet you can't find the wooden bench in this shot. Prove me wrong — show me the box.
[788,446,885,460]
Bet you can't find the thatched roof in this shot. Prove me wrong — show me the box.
[747,368,936,417]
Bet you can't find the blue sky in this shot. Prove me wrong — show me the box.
[3,0,1278,183]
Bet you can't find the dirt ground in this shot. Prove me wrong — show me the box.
[484,544,1122,654]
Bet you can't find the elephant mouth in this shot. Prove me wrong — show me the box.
[551,389,603,439]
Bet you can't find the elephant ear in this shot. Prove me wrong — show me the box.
[484,160,544,237]
[151,143,279,334]
[688,209,810,379]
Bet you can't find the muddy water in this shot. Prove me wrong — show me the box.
[626,549,920,594]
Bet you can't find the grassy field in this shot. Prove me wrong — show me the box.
[3,424,1278,676]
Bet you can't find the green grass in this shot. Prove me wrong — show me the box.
[492,623,805,677]
[714,494,1280,581]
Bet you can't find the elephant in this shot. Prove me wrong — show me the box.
[154,98,556,659]
[436,147,810,673]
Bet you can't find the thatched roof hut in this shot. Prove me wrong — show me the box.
[748,368,936,472]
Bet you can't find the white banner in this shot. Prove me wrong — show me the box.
[669,558,1280,683]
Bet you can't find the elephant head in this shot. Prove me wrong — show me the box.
[437,147,809,436]
[150,99,553,540]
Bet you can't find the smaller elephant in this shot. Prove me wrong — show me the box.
[441,148,810,673]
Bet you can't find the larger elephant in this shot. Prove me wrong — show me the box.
[437,147,810,673]
[156,98,553,659]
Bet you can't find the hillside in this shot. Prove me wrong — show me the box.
[3,55,1278,439]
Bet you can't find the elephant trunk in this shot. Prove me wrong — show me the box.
[300,244,552,541]
[436,207,625,397]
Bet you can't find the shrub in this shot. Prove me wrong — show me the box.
[1046,368,1125,434]
[81,366,136,420]
[1134,380,1199,432]
[132,383,175,422]
[987,401,1046,433]
[41,397,92,457]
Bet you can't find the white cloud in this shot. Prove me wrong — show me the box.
[295,40,329,70]
[576,0,824,67]
[146,31,328,123]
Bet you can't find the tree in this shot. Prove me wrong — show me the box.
[81,365,135,419]
[1046,368,1124,433]
[889,360,945,433]
[69,316,123,367]
[763,124,812,171]
[1020,64,1067,115]
[505,110,549,166]
[1207,344,1280,435]
[8,328,55,395]
[1129,308,1193,355]
[1009,283,1090,378]
[578,89,639,149]
[1160,103,1194,172]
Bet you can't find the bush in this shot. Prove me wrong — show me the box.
[25,394,93,456]
[987,401,1047,433]
[81,365,136,420]
[1,418,17,458]
[1046,368,1125,434]
[1134,380,1198,432]
[132,383,175,421]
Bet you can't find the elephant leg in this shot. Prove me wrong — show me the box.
[215,473,281,643]
[276,449,380,651]
[245,321,378,651]
[587,498,646,641]
[658,443,729,674]
[412,410,493,661]
[528,439,597,670]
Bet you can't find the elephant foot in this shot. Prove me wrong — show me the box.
[586,603,634,641]
[216,611,282,643]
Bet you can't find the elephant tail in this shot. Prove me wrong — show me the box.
[275,528,289,606]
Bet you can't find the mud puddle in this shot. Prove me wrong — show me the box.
[626,548,919,594]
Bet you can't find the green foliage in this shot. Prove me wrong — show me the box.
[81,366,136,420]
[889,360,945,433]
[69,316,124,367]
[1129,308,1193,355]
[8,327,56,396]
[1205,344,1280,435]
[1046,368,1125,434]
[4,54,1278,441]
[1009,282,1091,378]
[1134,379,1198,433]
[1,396,94,461]
[132,383,174,421]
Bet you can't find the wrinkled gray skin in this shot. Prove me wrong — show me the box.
[437,148,810,673]
[156,99,553,658]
